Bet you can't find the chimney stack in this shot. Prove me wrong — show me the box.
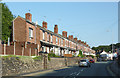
[71,35,73,40]
[74,37,77,41]
[62,31,67,38]
[54,25,58,34]
[25,13,32,22]
[42,21,47,29]
[68,35,71,40]
[78,40,81,43]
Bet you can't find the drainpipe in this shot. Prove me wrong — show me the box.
[35,21,38,44]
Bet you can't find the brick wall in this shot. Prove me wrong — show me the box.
[14,17,26,42]
[1,42,38,56]
[6,45,14,55]
[26,22,36,43]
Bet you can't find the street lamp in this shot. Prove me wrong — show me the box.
[106,30,114,53]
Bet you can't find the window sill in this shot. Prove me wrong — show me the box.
[29,37,33,39]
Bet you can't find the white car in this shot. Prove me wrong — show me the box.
[79,59,91,67]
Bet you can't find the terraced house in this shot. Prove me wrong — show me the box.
[1,13,95,57]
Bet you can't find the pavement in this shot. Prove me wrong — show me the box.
[108,60,120,77]
[19,66,72,76]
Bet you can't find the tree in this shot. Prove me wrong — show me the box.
[92,45,111,53]
[77,50,83,57]
[1,3,14,43]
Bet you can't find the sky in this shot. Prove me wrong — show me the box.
[3,2,118,48]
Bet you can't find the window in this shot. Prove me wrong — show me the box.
[65,40,66,46]
[51,35,52,43]
[43,31,45,40]
[68,41,70,47]
[72,42,73,48]
[61,39,63,45]
[56,37,58,44]
[59,39,60,45]
[29,28,33,38]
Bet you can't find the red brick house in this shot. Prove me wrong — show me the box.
[1,13,95,57]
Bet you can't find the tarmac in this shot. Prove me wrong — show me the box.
[107,60,120,78]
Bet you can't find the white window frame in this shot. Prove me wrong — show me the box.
[29,28,33,38]
[61,39,63,46]
[51,35,52,43]
[68,41,70,47]
[56,37,58,44]
[59,39,61,45]
[72,42,74,48]
[43,31,45,40]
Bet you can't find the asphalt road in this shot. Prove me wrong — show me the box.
[28,61,113,78]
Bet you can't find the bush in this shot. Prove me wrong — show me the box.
[81,55,85,58]
[48,53,56,57]
[33,56,42,61]
[87,55,94,58]
[48,55,51,61]
[77,50,83,57]
[48,53,60,58]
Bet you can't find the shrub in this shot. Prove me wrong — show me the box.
[33,56,42,61]
[48,53,60,58]
[48,55,51,61]
[77,50,83,57]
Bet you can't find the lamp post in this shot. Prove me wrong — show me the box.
[107,29,114,59]
[107,30,114,51]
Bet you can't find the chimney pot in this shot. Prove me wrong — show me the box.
[62,31,67,38]
[74,37,77,41]
[25,13,32,22]
[71,35,73,40]
[42,21,47,29]
[54,25,58,34]
[68,35,71,40]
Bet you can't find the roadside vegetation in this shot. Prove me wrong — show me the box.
[92,43,120,52]
[32,56,42,61]
[1,3,15,43]
[77,50,85,58]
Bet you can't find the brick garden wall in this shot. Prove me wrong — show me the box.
[1,42,38,56]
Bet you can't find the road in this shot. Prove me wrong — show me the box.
[24,61,114,78]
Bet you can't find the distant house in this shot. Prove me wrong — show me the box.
[100,51,108,61]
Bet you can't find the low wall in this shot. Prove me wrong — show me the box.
[2,56,82,76]
[2,56,95,76]
[2,56,43,76]
[47,58,65,69]
[1,42,38,56]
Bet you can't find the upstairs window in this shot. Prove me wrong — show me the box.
[29,28,33,38]
[56,37,58,44]
[43,31,45,40]
[65,40,66,46]
[51,35,52,43]
[61,39,63,45]
[59,39,61,45]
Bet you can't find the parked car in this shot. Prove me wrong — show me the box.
[78,59,91,67]
[89,59,95,63]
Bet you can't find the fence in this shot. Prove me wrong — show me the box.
[0,42,38,56]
